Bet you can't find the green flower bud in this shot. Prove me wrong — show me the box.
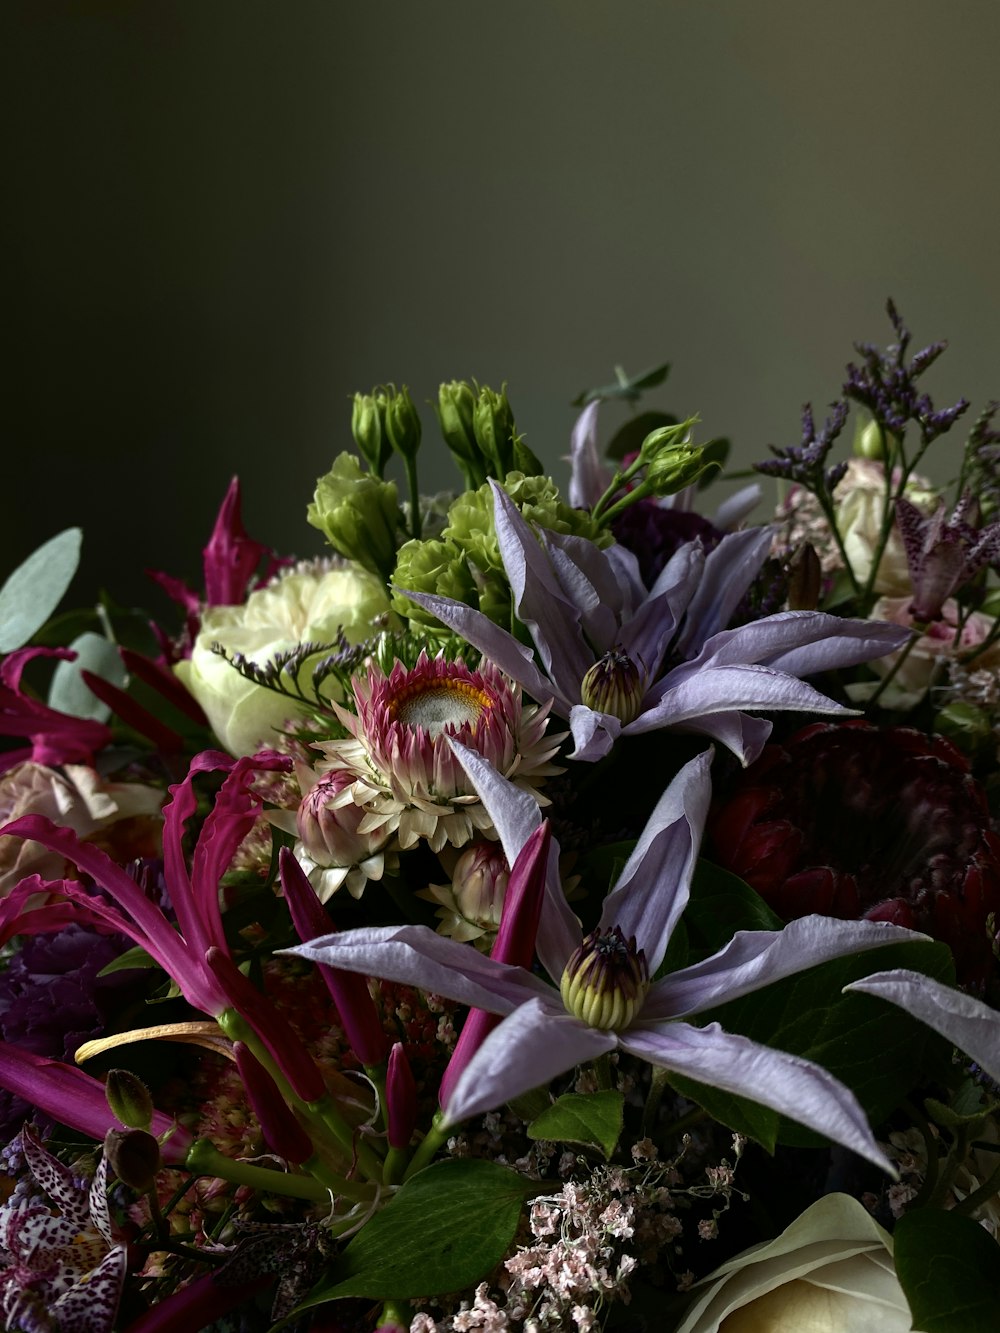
[580,649,644,724]
[105,1068,154,1130]
[384,385,422,463]
[477,571,513,628]
[391,537,477,627]
[559,926,650,1031]
[786,543,822,611]
[854,417,888,460]
[637,425,715,497]
[308,452,400,582]
[436,381,485,489]
[351,392,391,476]
[473,384,517,477]
[512,433,545,478]
[104,1127,162,1192]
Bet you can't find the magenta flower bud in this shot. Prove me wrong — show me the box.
[234,1042,314,1164]
[279,847,389,1067]
[386,1042,417,1151]
[206,946,326,1103]
[438,822,550,1114]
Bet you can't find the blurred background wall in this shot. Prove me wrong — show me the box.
[5,0,1000,608]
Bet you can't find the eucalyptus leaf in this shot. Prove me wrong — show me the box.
[48,632,126,722]
[894,1208,1000,1332]
[285,1159,533,1315]
[527,1090,624,1160]
[0,528,82,652]
[572,363,670,407]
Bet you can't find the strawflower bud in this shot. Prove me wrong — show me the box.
[104,1127,162,1192]
[105,1068,154,1131]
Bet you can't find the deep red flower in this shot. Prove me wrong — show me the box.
[708,720,1000,988]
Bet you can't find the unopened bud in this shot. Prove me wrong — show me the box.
[854,417,887,460]
[384,385,422,462]
[786,543,822,610]
[560,926,650,1031]
[104,1128,162,1192]
[105,1069,154,1131]
[436,381,483,487]
[580,649,644,724]
[473,384,517,477]
[351,391,391,475]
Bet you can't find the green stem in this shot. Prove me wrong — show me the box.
[867,627,923,706]
[641,1067,672,1139]
[594,1054,614,1091]
[404,455,422,540]
[383,1145,411,1186]
[403,1112,451,1181]
[184,1139,374,1203]
[661,1106,708,1142]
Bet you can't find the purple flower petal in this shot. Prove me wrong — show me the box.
[621,1021,893,1174]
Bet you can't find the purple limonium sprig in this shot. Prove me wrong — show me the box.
[895,494,1000,623]
[0,751,324,1102]
[402,481,908,764]
[289,746,922,1174]
[843,299,969,447]
[755,400,850,494]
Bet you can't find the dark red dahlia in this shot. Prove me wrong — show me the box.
[708,720,1000,988]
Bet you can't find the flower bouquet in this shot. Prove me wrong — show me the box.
[2,301,1000,1333]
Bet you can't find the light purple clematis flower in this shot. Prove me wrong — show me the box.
[403,481,908,764]
[289,745,923,1174]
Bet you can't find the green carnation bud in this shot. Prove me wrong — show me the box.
[105,1068,154,1130]
[437,381,485,489]
[638,425,715,497]
[391,537,477,627]
[477,571,513,628]
[308,452,400,583]
[384,385,422,463]
[104,1127,162,1192]
[351,391,391,476]
[473,384,517,477]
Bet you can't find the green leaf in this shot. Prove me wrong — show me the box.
[527,1090,624,1159]
[97,945,158,977]
[0,528,82,652]
[674,862,783,970]
[286,1159,533,1315]
[571,362,670,407]
[894,1208,1000,1332]
[48,631,126,721]
[604,410,678,462]
[667,939,954,1152]
[697,437,732,487]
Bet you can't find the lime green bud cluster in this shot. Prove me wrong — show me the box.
[352,385,423,478]
[580,649,644,723]
[392,537,478,627]
[308,452,401,583]
[436,381,542,490]
[559,926,650,1031]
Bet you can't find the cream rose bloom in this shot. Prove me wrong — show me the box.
[867,597,1000,711]
[175,561,398,757]
[0,762,163,897]
[674,1194,912,1333]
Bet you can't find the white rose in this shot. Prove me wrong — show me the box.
[175,561,398,757]
[835,459,936,596]
[674,1193,911,1332]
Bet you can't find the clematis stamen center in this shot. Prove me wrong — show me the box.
[580,648,644,724]
[559,925,650,1031]
[389,677,494,738]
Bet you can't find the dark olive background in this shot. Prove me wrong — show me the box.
[5,1,1000,610]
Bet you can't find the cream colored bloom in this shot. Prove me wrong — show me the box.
[868,596,1000,711]
[674,1194,912,1333]
[0,762,163,896]
[175,560,398,756]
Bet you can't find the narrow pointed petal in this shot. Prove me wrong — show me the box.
[443,996,617,1126]
[567,401,608,509]
[636,665,856,737]
[568,705,620,762]
[120,648,209,723]
[448,740,580,979]
[645,917,925,1021]
[673,528,774,656]
[661,709,773,767]
[399,590,570,713]
[233,1042,314,1162]
[202,476,271,607]
[79,671,185,751]
[621,1022,893,1174]
[845,970,1000,1084]
[0,1042,190,1161]
[712,483,762,530]
[286,925,553,1014]
[678,612,909,678]
[438,823,552,1111]
[599,748,713,971]
[280,848,388,1067]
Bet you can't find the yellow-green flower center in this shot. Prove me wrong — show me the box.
[559,926,650,1031]
[389,677,493,738]
[580,649,643,724]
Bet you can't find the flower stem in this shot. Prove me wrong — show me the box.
[184,1138,374,1203]
[403,1111,451,1180]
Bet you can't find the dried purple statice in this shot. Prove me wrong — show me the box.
[755,400,850,494]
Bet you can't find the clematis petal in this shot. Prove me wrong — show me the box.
[286,925,553,1014]
[672,527,774,656]
[567,401,608,509]
[443,996,617,1126]
[620,1021,893,1174]
[598,748,713,972]
[567,705,621,762]
[677,611,909,679]
[645,917,925,1021]
[845,970,1000,1085]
